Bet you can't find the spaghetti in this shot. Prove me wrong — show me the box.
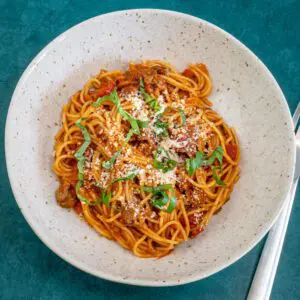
[53,60,240,258]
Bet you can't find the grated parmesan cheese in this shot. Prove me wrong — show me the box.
[160,138,188,150]
[122,91,150,121]
[138,165,177,186]
[99,170,110,188]
[115,163,140,179]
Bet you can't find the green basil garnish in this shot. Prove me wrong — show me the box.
[76,181,106,206]
[179,108,186,127]
[118,107,140,134]
[153,119,168,137]
[141,184,173,193]
[151,191,169,209]
[74,118,91,178]
[141,184,176,213]
[92,89,120,107]
[77,180,112,206]
[136,119,149,129]
[185,146,224,176]
[212,166,225,186]
[74,118,93,203]
[186,152,205,176]
[153,147,176,173]
[124,129,134,143]
[202,146,224,166]
[101,191,112,207]
[75,181,91,204]
[102,149,122,170]
[111,171,138,184]
[139,78,161,112]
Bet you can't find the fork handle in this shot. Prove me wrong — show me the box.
[247,177,299,300]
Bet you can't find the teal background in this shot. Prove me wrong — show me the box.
[0,0,299,299]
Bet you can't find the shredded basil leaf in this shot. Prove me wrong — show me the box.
[111,171,138,184]
[202,146,224,166]
[137,119,149,129]
[212,166,225,186]
[153,147,176,173]
[76,181,103,205]
[74,118,94,204]
[179,108,186,127]
[75,181,90,204]
[147,98,161,111]
[139,78,161,112]
[141,184,176,213]
[151,191,169,209]
[118,107,140,134]
[102,149,122,170]
[74,119,91,158]
[74,118,91,177]
[185,146,224,176]
[165,193,177,213]
[101,191,112,207]
[141,184,174,193]
[101,171,138,204]
[124,129,134,143]
[92,89,120,107]
[153,119,168,137]
[186,152,205,176]
[119,109,148,134]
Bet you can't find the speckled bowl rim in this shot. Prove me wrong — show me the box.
[5,9,295,286]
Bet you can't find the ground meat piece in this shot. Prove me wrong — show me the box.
[120,200,141,225]
[120,207,137,225]
[135,127,158,152]
[56,182,76,208]
[185,189,207,209]
[189,226,204,238]
[152,65,169,75]
[176,171,192,192]
[74,201,83,215]
[188,211,204,238]
[188,211,203,228]
[136,142,154,157]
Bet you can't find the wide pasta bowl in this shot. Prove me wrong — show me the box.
[5,9,295,286]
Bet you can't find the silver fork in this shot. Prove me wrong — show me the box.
[247,102,300,300]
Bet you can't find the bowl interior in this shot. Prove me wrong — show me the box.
[5,10,295,286]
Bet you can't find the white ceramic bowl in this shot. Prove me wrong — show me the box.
[5,9,295,286]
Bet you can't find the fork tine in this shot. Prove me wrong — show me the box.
[292,102,300,129]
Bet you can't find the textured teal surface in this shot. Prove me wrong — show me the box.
[0,1,299,299]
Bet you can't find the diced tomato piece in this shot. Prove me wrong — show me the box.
[74,201,83,215]
[182,68,194,78]
[198,64,209,75]
[190,227,204,238]
[144,82,154,94]
[97,81,115,97]
[188,212,202,228]
[226,144,238,160]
